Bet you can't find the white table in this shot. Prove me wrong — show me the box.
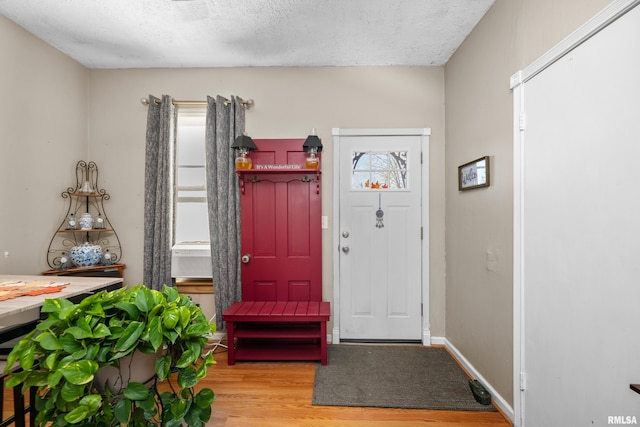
[0,275,123,342]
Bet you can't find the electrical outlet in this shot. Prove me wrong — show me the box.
[3,251,8,259]
[321,216,328,229]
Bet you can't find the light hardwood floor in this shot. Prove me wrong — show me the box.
[197,346,512,427]
[2,345,512,426]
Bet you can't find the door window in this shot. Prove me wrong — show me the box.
[351,151,409,190]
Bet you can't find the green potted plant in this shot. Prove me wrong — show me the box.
[4,284,216,427]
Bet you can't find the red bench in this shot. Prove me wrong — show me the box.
[223,300,330,365]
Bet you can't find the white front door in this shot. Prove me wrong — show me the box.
[333,129,429,341]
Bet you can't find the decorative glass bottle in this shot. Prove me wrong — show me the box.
[101,249,114,266]
[67,213,77,230]
[235,147,253,170]
[95,213,105,229]
[305,147,319,169]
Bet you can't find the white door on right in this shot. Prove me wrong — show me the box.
[336,130,425,341]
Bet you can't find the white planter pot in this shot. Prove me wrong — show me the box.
[94,350,159,394]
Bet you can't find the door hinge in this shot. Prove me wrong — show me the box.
[421,303,423,316]
[520,372,527,391]
[420,151,423,164]
[421,227,424,240]
[519,112,526,131]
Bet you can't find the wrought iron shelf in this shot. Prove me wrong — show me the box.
[46,161,123,272]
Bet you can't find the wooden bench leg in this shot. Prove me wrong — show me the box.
[320,321,327,365]
[227,321,236,365]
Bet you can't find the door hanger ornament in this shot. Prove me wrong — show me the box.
[376,193,384,228]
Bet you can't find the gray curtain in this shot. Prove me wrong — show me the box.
[205,95,245,330]
[143,94,175,290]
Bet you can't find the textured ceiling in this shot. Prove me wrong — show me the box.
[0,0,495,69]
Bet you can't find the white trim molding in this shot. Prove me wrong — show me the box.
[510,0,640,89]
[331,128,431,344]
[444,338,514,423]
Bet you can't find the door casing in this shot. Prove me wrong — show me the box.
[331,128,431,345]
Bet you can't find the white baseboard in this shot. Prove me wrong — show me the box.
[430,335,447,346]
[437,337,514,422]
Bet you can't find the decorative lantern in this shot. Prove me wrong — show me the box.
[303,128,323,169]
[231,134,258,170]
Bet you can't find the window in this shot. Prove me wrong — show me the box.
[174,107,209,243]
[351,150,409,190]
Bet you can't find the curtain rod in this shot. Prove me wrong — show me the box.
[140,97,254,110]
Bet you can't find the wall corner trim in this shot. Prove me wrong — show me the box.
[443,338,515,423]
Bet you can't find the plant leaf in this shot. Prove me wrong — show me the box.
[59,333,83,354]
[92,323,111,339]
[59,304,78,320]
[163,284,179,302]
[162,308,179,329]
[137,393,157,412]
[115,302,140,319]
[113,321,144,353]
[65,326,92,340]
[5,370,29,388]
[47,370,63,388]
[178,306,191,328]
[134,286,155,313]
[44,352,58,370]
[41,297,72,313]
[155,354,171,380]
[37,316,60,330]
[194,388,215,408]
[59,360,98,385]
[170,397,188,419]
[78,394,102,412]
[186,340,204,359]
[148,316,163,351]
[61,381,86,402]
[85,302,105,317]
[123,382,151,401]
[19,344,36,370]
[36,331,63,350]
[114,398,132,424]
[186,322,212,337]
[64,405,90,424]
[176,349,196,368]
[177,366,198,388]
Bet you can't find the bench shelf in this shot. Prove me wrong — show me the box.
[223,301,330,365]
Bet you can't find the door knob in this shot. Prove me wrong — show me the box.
[241,254,252,264]
[341,246,350,253]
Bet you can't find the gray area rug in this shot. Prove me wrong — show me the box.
[312,344,496,411]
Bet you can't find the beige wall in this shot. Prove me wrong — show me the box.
[444,0,612,407]
[88,66,447,335]
[0,14,447,336]
[2,0,617,412]
[0,16,89,275]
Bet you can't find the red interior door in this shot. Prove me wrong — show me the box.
[240,139,322,301]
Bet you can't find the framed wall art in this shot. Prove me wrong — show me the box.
[458,156,490,191]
